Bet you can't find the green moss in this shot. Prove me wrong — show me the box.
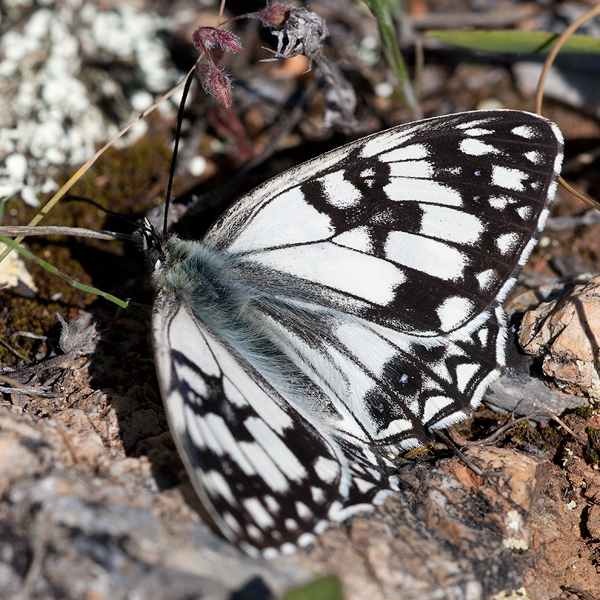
[586,427,600,453]
[576,405,596,419]
[65,123,173,224]
[587,449,600,465]
[405,443,433,457]
[508,420,534,443]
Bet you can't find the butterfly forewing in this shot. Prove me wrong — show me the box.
[207,111,561,336]
[149,110,563,555]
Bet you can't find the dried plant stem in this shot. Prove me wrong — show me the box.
[535,2,600,212]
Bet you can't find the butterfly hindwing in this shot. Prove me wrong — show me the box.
[152,289,397,556]
[241,290,505,448]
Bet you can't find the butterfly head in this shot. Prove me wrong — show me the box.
[135,218,208,295]
[136,217,166,272]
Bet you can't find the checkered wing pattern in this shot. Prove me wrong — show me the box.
[146,110,563,556]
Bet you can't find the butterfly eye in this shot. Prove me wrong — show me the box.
[147,247,162,270]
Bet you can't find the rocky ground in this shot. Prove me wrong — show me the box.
[2,0,600,598]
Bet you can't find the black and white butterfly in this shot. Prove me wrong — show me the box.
[140,110,563,558]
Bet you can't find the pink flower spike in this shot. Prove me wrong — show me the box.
[193,26,242,54]
[203,64,233,110]
[193,26,217,51]
[212,29,242,53]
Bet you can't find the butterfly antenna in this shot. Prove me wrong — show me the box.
[64,195,138,227]
[163,67,197,235]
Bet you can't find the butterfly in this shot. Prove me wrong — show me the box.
[139,110,563,558]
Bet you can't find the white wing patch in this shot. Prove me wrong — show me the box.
[385,231,468,281]
[496,232,520,254]
[492,165,527,191]
[244,417,308,483]
[476,269,496,291]
[318,171,362,208]
[524,150,542,164]
[459,138,499,156]
[333,226,373,253]
[247,243,407,305]
[379,143,428,162]
[511,125,536,138]
[388,159,434,178]
[436,296,474,331]
[419,205,484,245]
[422,395,454,423]
[228,187,334,253]
[384,178,463,205]
[462,127,493,136]
[488,196,511,210]
[313,456,340,484]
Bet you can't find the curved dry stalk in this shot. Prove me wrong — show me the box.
[535,3,600,115]
[535,2,600,212]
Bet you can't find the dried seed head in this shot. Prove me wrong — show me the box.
[255,2,294,28]
[192,27,216,51]
[192,26,241,109]
[261,7,329,69]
